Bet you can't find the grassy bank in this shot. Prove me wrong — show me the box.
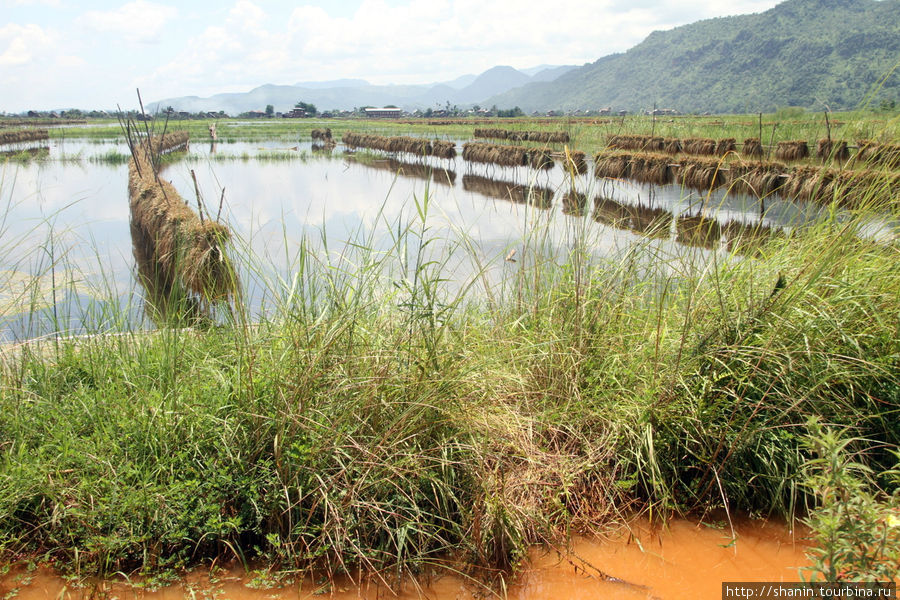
[0,158,898,585]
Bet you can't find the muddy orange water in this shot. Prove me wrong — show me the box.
[1,518,812,600]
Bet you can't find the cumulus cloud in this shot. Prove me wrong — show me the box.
[78,0,177,43]
[0,23,53,66]
[141,0,781,98]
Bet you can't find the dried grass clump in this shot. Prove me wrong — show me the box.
[629,153,672,185]
[593,152,632,180]
[561,150,587,175]
[726,160,788,197]
[663,138,683,154]
[716,138,736,156]
[682,138,717,156]
[606,135,650,151]
[462,142,555,169]
[816,139,849,161]
[474,128,508,140]
[742,138,764,157]
[311,128,333,142]
[677,157,724,190]
[782,166,836,202]
[342,132,445,158]
[431,140,457,160]
[775,140,809,162]
[0,129,49,146]
[530,147,554,170]
[855,140,900,168]
[149,131,190,155]
[474,129,569,143]
[128,134,236,313]
[462,174,552,209]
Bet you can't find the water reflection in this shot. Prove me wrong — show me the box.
[1,143,895,340]
[346,155,456,186]
[462,173,553,208]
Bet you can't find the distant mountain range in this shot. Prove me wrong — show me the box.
[148,65,577,115]
[488,0,900,113]
[150,0,900,116]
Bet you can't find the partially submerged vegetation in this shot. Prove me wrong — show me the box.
[0,111,898,587]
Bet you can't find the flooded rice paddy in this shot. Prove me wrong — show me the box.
[0,517,811,600]
[1,137,893,341]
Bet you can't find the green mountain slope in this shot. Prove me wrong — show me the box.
[488,0,900,113]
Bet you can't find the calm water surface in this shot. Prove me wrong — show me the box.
[1,139,889,341]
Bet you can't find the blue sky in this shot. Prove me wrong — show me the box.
[1,0,782,112]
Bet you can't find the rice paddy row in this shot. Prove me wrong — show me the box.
[341,132,457,159]
[473,128,570,143]
[593,150,900,205]
[605,134,900,166]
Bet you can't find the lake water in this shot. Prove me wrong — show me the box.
[1,138,891,341]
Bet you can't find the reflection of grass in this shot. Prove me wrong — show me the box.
[88,149,131,165]
[0,131,898,588]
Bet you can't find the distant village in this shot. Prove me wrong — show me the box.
[6,103,681,120]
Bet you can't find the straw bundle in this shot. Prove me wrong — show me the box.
[856,140,900,168]
[629,153,672,185]
[128,134,236,312]
[0,129,49,146]
[781,166,835,202]
[431,140,457,160]
[311,128,333,142]
[726,161,788,197]
[774,141,809,161]
[682,138,717,156]
[742,138,764,157]
[343,132,453,158]
[677,157,724,190]
[561,150,587,175]
[148,131,190,155]
[663,138,683,154]
[816,139,849,161]
[593,152,632,180]
[474,129,569,143]
[474,128,508,140]
[530,147,554,170]
[462,142,534,168]
[715,138,736,156]
[606,135,651,151]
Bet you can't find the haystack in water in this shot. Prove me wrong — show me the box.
[128,133,236,321]
[775,141,809,162]
[742,138,763,158]
[816,139,849,162]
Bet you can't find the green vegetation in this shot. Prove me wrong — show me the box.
[801,419,899,582]
[0,112,898,586]
[489,0,900,113]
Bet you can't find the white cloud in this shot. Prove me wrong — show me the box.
[5,0,61,5]
[78,0,178,43]
[0,23,53,66]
